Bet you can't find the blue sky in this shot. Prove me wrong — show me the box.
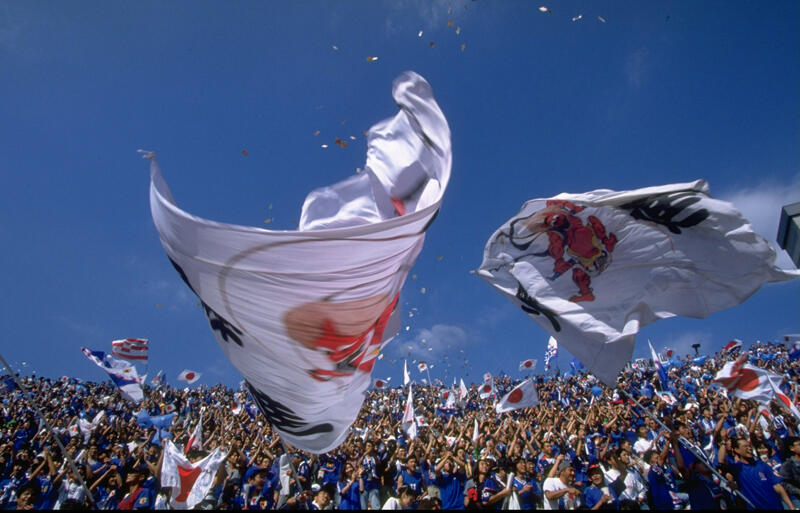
[1,1,798,388]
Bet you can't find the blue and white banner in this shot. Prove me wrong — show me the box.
[81,347,144,402]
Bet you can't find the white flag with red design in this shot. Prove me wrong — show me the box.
[712,355,793,418]
[372,378,390,390]
[518,359,537,372]
[185,415,203,455]
[178,370,201,385]
[111,338,149,363]
[417,362,428,373]
[483,372,492,383]
[148,72,450,453]
[478,181,798,385]
[496,378,539,413]
[472,417,479,443]
[479,380,495,399]
[160,439,226,509]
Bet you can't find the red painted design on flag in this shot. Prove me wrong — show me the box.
[309,294,399,381]
[176,465,202,502]
[482,384,492,393]
[524,360,532,368]
[185,372,195,381]
[508,388,523,403]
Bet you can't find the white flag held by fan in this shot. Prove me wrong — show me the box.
[160,440,226,509]
[147,72,451,453]
[496,378,539,413]
[402,386,418,440]
[479,181,798,384]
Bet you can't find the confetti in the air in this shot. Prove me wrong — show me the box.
[461,44,466,52]
[418,30,423,37]
[156,303,162,308]
[572,14,582,21]
[429,41,435,48]
[268,203,273,210]
[428,348,433,351]
[355,167,362,174]
[598,16,606,22]
[366,56,378,62]
[321,144,328,148]
[539,6,549,12]
[349,135,356,140]
[420,287,427,294]
[264,218,271,224]
[241,149,248,156]
[456,26,461,34]
[437,255,443,261]
[409,312,414,318]
[377,354,385,360]
[314,130,320,136]
[412,274,418,280]
[332,45,339,50]
[405,326,410,331]
[447,20,454,27]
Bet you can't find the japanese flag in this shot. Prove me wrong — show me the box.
[483,372,492,383]
[185,415,203,454]
[713,354,774,404]
[178,370,201,385]
[372,378,390,390]
[418,362,428,373]
[479,380,495,399]
[518,359,537,372]
[459,378,469,400]
[496,379,539,413]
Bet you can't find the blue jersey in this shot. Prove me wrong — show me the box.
[728,459,784,510]
[437,470,466,510]
[338,479,361,510]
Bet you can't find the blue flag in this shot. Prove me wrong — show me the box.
[648,341,671,392]
[570,358,585,373]
[691,355,708,366]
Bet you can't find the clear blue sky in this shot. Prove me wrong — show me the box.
[1,0,798,388]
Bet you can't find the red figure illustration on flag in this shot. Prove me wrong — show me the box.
[284,293,399,382]
[508,200,617,302]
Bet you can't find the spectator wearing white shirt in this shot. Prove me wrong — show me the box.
[542,456,580,510]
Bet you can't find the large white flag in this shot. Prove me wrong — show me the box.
[478,181,798,384]
[459,378,469,400]
[160,440,226,510]
[186,415,203,455]
[148,72,450,453]
[714,354,800,421]
[403,360,411,386]
[496,378,539,413]
[402,386,417,440]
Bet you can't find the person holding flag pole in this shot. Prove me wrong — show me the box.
[0,353,97,508]
[618,389,755,509]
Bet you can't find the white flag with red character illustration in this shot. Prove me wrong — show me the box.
[479,181,798,385]
[148,72,450,454]
[496,378,539,413]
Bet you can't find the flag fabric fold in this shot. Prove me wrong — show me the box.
[478,181,798,384]
[186,415,203,454]
[459,378,469,400]
[148,71,450,453]
[404,360,411,386]
[402,386,417,440]
[495,378,539,413]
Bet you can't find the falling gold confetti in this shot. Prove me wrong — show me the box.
[447,20,454,27]
[355,167,362,173]
[264,218,271,224]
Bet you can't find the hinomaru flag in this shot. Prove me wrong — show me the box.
[148,72,451,453]
[496,378,539,413]
[478,180,798,385]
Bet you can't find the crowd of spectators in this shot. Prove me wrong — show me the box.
[1,339,799,510]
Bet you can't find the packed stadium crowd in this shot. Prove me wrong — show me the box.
[1,339,799,510]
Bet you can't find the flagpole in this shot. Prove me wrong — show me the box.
[426,366,432,391]
[0,353,97,507]
[619,389,754,509]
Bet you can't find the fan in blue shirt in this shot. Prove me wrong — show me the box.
[719,436,794,510]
